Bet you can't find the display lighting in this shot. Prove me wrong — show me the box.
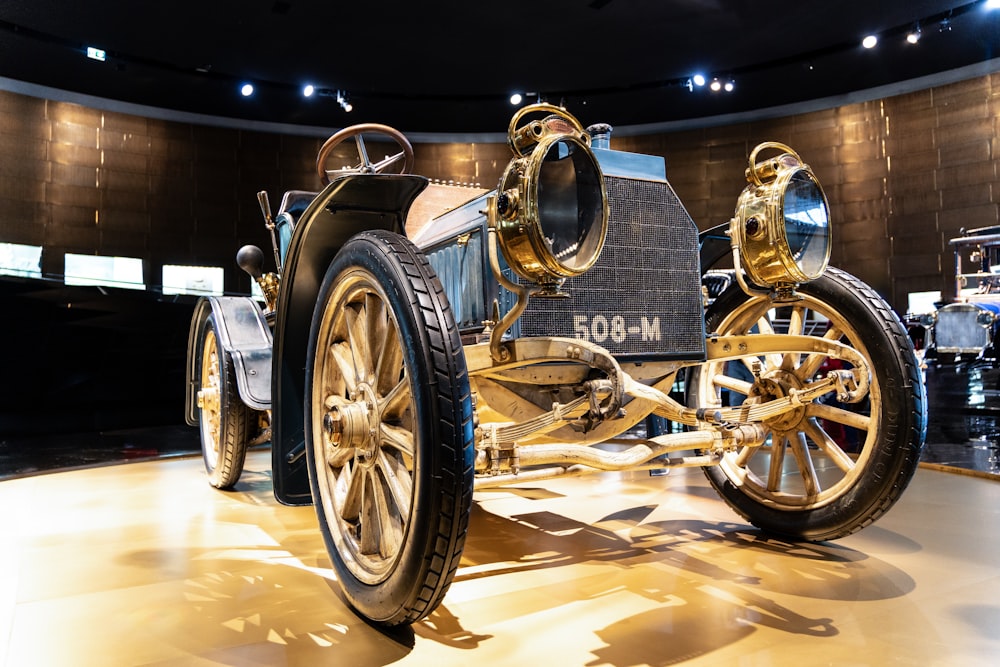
[85,46,106,62]
[240,83,254,97]
[862,34,878,48]
[302,84,315,97]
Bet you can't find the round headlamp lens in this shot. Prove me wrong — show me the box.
[783,170,830,279]
[537,138,605,273]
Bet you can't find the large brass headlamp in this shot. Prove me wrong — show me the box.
[491,104,609,293]
[731,142,831,289]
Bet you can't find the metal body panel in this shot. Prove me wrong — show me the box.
[184,296,273,423]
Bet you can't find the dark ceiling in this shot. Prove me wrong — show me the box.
[1,1,1000,138]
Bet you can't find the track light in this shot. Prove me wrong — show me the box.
[862,34,878,49]
[240,83,254,97]
[710,78,722,91]
[724,79,735,92]
[336,91,352,112]
[85,46,106,62]
[302,84,315,97]
[906,25,921,44]
[692,73,706,87]
[510,93,523,105]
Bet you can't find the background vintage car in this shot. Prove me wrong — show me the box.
[911,224,1000,365]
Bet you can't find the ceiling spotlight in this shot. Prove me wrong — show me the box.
[710,78,722,92]
[510,92,523,105]
[85,46,106,62]
[987,0,1000,10]
[724,79,735,92]
[302,84,315,97]
[336,90,352,112]
[240,83,254,97]
[692,73,706,87]
[906,26,921,44]
[862,34,878,49]
[939,17,952,32]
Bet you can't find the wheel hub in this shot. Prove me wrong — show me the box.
[751,369,806,431]
[323,383,380,466]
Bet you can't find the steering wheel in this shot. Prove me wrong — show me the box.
[315,123,414,185]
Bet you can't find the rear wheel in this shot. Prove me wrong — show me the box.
[196,315,251,489]
[689,268,926,541]
[305,230,474,625]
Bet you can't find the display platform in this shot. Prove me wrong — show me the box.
[1,449,998,666]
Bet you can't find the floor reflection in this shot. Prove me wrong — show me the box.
[922,363,1000,475]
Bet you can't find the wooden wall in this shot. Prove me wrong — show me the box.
[3,72,1000,313]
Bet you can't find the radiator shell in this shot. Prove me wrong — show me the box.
[418,149,706,362]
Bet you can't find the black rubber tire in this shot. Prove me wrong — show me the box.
[195,314,252,489]
[305,229,475,626]
[689,267,927,541]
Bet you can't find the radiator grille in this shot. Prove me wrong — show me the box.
[935,303,991,353]
[516,176,705,360]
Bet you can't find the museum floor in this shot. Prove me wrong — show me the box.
[1,365,999,666]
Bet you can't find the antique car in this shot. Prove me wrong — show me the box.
[184,104,927,627]
[915,225,1000,365]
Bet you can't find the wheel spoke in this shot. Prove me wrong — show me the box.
[358,474,383,555]
[713,372,753,396]
[338,462,363,522]
[379,422,415,460]
[358,468,404,558]
[808,401,871,432]
[766,433,787,491]
[375,448,413,521]
[796,327,846,381]
[354,135,372,171]
[753,314,785,370]
[371,151,406,172]
[790,432,820,496]
[782,306,806,370]
[380,377,411,422]
[330,341,360,395]
[803,418,856,474]
[376,323,405,401]
[345,302,374,383]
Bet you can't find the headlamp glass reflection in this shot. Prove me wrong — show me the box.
[537,138,605,273]
[783,170,829,279]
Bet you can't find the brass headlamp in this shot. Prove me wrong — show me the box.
[490,104,609,294]
[731,142,831,290]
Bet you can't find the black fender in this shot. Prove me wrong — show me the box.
[184,295,273,425]
[271,173,429,505]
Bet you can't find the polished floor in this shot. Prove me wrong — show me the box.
[1,449,998,667]
[1,365,999,666]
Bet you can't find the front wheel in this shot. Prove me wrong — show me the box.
[688,268,927,541]
[305,230,474,625]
